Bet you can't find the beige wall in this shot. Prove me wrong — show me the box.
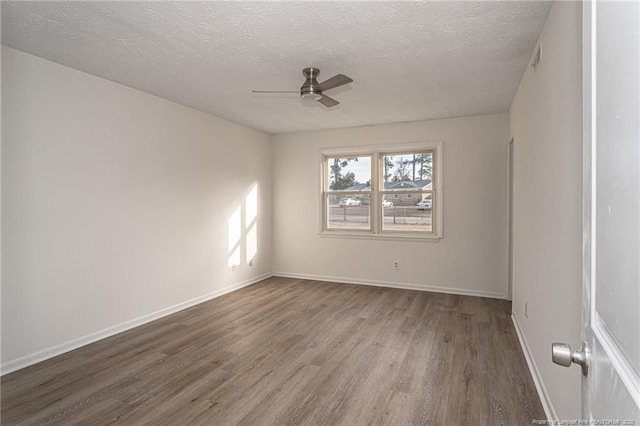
[272,113,510,298]
[509,1,583,419]
[1,47,273,372]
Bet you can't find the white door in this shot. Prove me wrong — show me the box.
[581,0,640,421]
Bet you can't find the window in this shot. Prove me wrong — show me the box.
[324,155,372,231]
[321,142,442,239]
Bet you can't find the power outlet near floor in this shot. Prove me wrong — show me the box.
[393,260,400,270]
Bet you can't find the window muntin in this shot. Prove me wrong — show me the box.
[321,144,441,239]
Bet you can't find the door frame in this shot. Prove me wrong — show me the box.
[507,138,514,301]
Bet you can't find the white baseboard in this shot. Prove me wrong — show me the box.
[511,312,556,421]
[272,271,506,299]
[1,273,272,376]
[2,271,503,376]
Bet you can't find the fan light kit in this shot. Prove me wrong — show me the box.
[253,67,353,108]
[302,93,322,101]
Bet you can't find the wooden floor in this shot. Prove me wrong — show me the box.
[2,277,545,425]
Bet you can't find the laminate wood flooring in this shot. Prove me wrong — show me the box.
[2,277,546,425]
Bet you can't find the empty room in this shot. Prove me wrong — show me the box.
[2,1,639,425]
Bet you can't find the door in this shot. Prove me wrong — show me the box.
[582,0,640,421]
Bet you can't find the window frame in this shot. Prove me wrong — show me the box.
[319,141,443,240]
[322,153,374,233]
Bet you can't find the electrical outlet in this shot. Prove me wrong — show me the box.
[231,263,238,271]
[525,302,528,318]
[393,260,399,270]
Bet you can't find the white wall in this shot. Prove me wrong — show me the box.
[1,46,272,372]
[272,113,510,298]
[509,1,582,420]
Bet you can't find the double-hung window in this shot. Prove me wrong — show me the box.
[321,142,442,239]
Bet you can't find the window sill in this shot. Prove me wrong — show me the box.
[320,230,442,242]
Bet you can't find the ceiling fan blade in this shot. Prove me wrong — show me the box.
[317,74,353,92]
[318,94,339,108]
[252,90,299,93]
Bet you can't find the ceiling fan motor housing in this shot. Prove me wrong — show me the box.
[301,67,322,100]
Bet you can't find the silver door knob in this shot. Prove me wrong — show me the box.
[552,342,588,376]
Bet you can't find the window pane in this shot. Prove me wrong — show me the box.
[327,156,371,191]
[382,194,432,232]
[382,152,433,187]
[382,192,428,207]
[327,194,371,230]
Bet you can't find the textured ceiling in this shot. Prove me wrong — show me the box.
[1,1,551,134]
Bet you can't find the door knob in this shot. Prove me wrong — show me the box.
[552,342,588,376]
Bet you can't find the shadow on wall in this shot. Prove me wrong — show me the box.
[227,184,259,270]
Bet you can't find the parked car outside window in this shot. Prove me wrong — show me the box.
[339,197,362,207]
[416,199,432,210]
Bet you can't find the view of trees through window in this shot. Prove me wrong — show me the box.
[328,156,370,190]
[324,149,437,235]
[383,153,432,182]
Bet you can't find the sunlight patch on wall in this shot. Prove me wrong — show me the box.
[227,184,259,269]
[247,223,258,264]
[246,184,259,264]
[246,185,258,225]
[227,205,241,269]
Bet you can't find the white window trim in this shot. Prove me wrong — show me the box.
[318,141,443,241]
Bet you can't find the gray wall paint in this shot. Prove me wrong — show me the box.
[272,114,510,298]
[2,8,586,419]
[509,1,583,419]
[1,47,273,370]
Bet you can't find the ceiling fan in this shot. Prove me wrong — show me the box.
[252,67,353,108]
